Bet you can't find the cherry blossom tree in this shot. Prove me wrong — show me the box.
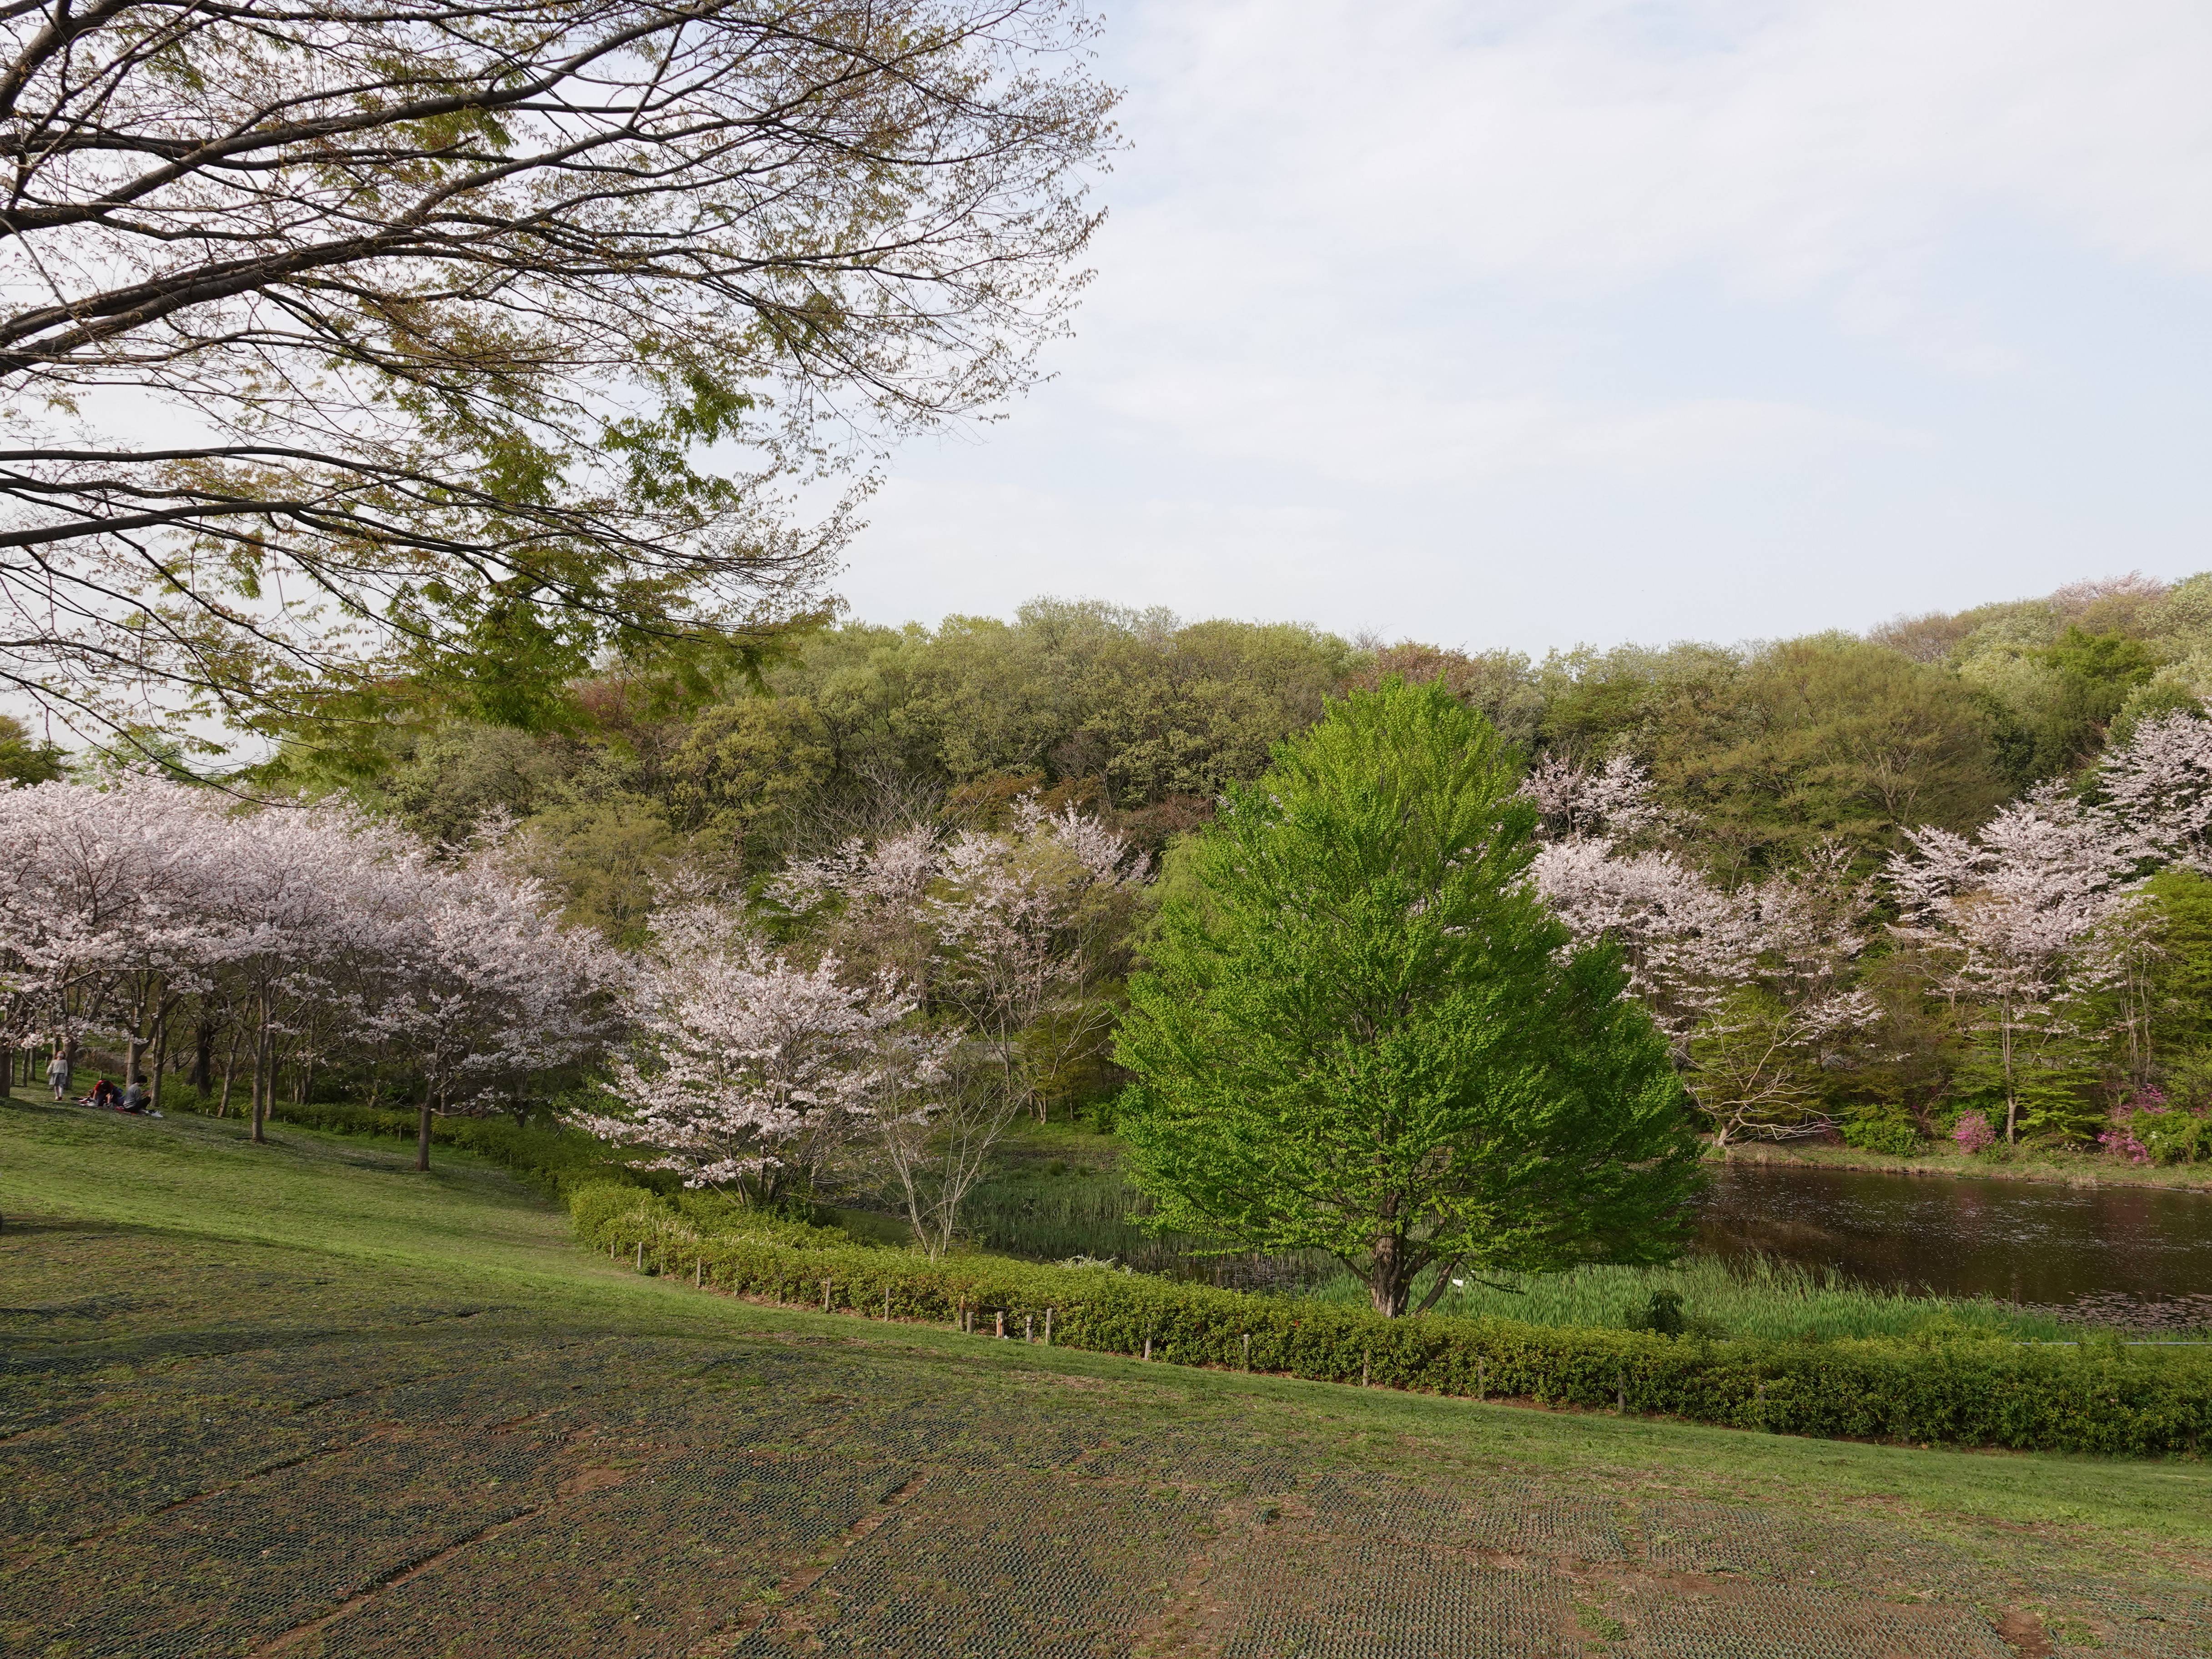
[766,797,1149,1247]
[1526,759,1755,1052]
[581,897,941,1208]
[2099,711,2212,867]
[1525,756,1876,1141]
[0,777,246,1096]
[1886,784,2146,1143]
[1,775,621,1154]
[352,827,624,1167]
[776,798,1151,1121]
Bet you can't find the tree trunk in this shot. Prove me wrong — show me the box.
[191,1018,215,1093]
[2001,1014,2018,1145]
[250,1013,271,1143]
[416,1085,435,1172]
[1367,1234,1416,1317]
[217,1028,240,1118]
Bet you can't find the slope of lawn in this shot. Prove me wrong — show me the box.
[3,1098,2209,1658]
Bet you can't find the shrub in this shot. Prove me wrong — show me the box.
[1951,1111,1996,1154]
[574,1185,2212,1458]
[1841,1115,1921,1157]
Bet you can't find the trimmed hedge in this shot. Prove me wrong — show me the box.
[575,1182,2212,1459]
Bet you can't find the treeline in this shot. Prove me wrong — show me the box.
[352,575,2212,943]
[113,566,2185,1166]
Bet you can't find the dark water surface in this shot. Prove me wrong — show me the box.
[1697,1160,2212,1310]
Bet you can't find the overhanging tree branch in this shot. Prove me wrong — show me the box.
[0,0,1117,754]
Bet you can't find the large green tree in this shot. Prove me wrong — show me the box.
[1115,679,1702,1317]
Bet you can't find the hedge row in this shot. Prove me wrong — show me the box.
[573,1182,2212,1459]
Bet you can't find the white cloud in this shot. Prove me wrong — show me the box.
[1089,368,1921,486]
[1121,1,2212,304]
[840,1,2212,651]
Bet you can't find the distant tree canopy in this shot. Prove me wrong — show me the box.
[0,714,65,787]
[335,573,2212,941]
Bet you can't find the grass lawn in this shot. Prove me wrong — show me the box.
[1717,1137,2212,1194]
[4,1098,2208,1657]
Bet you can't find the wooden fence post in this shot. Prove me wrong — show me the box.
[885,1287,893,1321]
[1242,1333,1250,1371]
[1477,1358,1486,1402]
[995,1311,1005,1339]
[1024,1314,1034,1343]
[1044,1307,1054,1345]
[822,1278,832,1312]
[694,1257,701,1288]
[635,1242,643,1271]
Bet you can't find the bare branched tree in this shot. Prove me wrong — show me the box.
[0,0,1115,755]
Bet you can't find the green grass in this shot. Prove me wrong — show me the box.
[1721,1136,2212,1192]
[13,1097,2212,1654]
[955,1122,2086,1340]
[1305,1255,2077,1342]
[4,1106,2212,1548]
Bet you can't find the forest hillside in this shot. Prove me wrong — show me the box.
[329,573,2209,939]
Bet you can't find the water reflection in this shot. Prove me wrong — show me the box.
[1698,1161,2212,1310]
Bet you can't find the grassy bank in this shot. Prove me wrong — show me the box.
[1303,1255,2076,1343]
[1717,1137,2212,1192]
[5,1097,2211,1550]
[14,1101,2212,1657]
[122,1091,2189,1345]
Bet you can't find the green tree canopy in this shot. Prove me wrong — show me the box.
[1115,679,1702,1316]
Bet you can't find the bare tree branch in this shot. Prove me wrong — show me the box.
[0,0,1116,754]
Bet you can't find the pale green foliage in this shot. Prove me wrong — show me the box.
[1116,679,1702,1317]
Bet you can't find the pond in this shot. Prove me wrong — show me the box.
[1698,1160,2212,1319]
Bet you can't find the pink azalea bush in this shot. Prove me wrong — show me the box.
[1951,1111,1996,1154]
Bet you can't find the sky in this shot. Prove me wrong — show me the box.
[836,0,2212,656]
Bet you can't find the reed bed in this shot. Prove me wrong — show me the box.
[955,1163,2082,1341]
[1302,1255,2076,1343]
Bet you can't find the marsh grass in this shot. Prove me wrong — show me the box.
[953,1147,2079,1341]
[1302,1254,2076,1342]
[951,1165,1338,1291]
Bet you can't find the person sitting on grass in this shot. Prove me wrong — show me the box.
[120,1078,148,1113]
[83,1077,119,1110]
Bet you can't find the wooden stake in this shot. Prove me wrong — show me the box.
[1477,1358,1486,1402]
[995,1310,1005,1339]
[1044,1307,1053,1345]
[884,1287,892,1321]
[1143,1333,1152,1362]
[1242,1333,1250,1371]
[1024,1314,1033,1343]
[694,1257,702,1288]
[635,1241,643,1271]
[822,1278,832,1312]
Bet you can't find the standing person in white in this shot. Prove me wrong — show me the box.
[46,1049,70,1102]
